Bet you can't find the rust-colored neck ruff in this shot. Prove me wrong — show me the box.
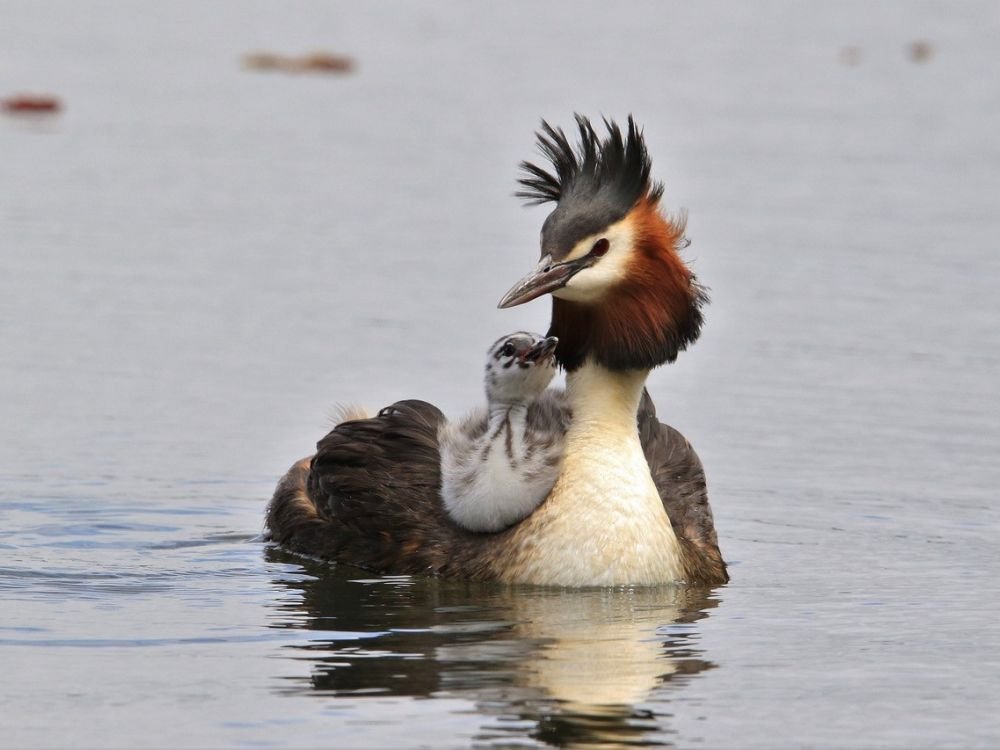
[548,200,707,372]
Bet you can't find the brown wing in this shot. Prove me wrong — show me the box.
[638,389,729,584]
[266,400,491,577]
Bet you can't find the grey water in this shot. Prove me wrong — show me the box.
[2,1,999,747]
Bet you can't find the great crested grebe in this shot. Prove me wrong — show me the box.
[266,115,727,586]
[440,332,565,533]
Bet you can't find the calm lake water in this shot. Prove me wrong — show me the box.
[2,2,999,748]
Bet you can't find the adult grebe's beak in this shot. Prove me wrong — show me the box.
[497,255,587,309]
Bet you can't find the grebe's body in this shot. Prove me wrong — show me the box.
[440,332,565,533]
[266,115,728,586]
[268,384,721,583]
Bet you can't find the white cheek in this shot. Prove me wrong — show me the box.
[554,253,629,302]
[552,220,634,303]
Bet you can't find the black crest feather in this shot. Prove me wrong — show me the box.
[516,114,664,208]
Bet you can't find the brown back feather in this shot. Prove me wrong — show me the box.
[637,390,728,584]
[268,400,506,577]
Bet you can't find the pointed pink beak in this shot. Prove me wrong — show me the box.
[498,255,579,308]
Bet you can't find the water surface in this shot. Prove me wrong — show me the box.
[2,2,999,747]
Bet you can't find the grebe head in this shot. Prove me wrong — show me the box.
[498,115,708,372]
[484,332,558,406]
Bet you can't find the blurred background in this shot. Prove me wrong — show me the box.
[2,2,998,748]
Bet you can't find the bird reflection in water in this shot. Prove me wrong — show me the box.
[266,549,721,747]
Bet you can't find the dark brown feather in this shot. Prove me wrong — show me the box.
[267,400,515,578]
[637,390,729,584]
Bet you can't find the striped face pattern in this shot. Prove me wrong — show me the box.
[484,332,558,406]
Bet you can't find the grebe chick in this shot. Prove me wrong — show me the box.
[440,332,564,532]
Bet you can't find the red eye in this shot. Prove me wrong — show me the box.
[591,238,610,257]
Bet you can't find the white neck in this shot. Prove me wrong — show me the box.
[564,365,646,430]
[501,361,684,585]
[488,402,527,427]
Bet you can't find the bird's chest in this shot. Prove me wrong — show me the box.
[499,426,683,586]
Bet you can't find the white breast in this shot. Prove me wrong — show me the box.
[499,365,685,586]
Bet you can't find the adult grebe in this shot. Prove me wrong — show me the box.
[266,115,727,586]
[440,332,564,533]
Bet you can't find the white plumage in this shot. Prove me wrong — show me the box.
[440,332,566,532]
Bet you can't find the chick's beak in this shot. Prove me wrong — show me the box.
[521,336,559,363]
[498,255,583,309]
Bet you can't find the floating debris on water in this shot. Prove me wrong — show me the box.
[2,94,62,114]
[243,52,285,71]
[242,51,355,75]
[299,52,355,73]
[838,45,863,66]
[908,40,934,63]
